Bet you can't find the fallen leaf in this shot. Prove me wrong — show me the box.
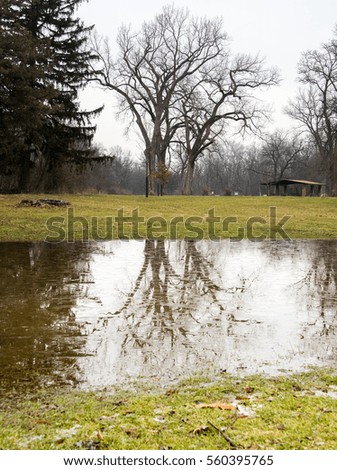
[196,402,236,411]
[124,428,140,438]
[235,396,251,401]
[32,419,49,425]
[192,425,210,435]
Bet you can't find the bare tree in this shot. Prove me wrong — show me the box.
[258,130,307,181]
[175,53,279,194]
[91,5,227,196]
[286,27,337,195]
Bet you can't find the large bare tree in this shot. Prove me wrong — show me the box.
[91,5,227,195]
[175,54,279,194]
[286,27,337,195]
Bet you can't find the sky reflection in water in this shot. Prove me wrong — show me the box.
[0,239,336,391]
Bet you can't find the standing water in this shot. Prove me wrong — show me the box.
[0,239,336,392]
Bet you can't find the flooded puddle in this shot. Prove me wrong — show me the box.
[0,239,337,392]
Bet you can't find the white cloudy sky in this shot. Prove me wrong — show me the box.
[78,0,337,155]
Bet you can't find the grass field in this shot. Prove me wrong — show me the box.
[1,369,337,450]
[0,194,336,241]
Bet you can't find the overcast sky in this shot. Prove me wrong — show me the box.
[78,0,337,155]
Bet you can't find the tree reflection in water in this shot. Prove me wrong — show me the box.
[0,242,94,392]
[290,240,337,338]
[80,240,337,387]
[2,239,337,392]
[83,240,228,386]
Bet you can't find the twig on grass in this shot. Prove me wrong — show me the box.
[207,420,240,449]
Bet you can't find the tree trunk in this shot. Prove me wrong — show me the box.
[144,147,156,196]
[182,160,195,195]
[19,147,31,193]
[326,150,337,196]
[156,150,167,196]
[145,149,150,197]
[330,156,337,196]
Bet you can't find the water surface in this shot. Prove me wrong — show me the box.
[0,239,336,392]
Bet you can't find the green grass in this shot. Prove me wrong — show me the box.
[0,194,336,241]
[1,369,337,450]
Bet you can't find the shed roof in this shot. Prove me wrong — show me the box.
[261,178,324,186]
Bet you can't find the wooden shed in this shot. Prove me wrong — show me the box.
[260,178,325,196]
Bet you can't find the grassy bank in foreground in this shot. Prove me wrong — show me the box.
[1,370,337,450]
[0,194,336,241]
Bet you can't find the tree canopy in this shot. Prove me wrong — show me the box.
[287,26,337,195]
[92,5,279,195]
[0,0,102,192]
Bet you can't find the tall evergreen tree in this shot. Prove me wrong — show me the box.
[0,0,101,192]
[0,0,55,191]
